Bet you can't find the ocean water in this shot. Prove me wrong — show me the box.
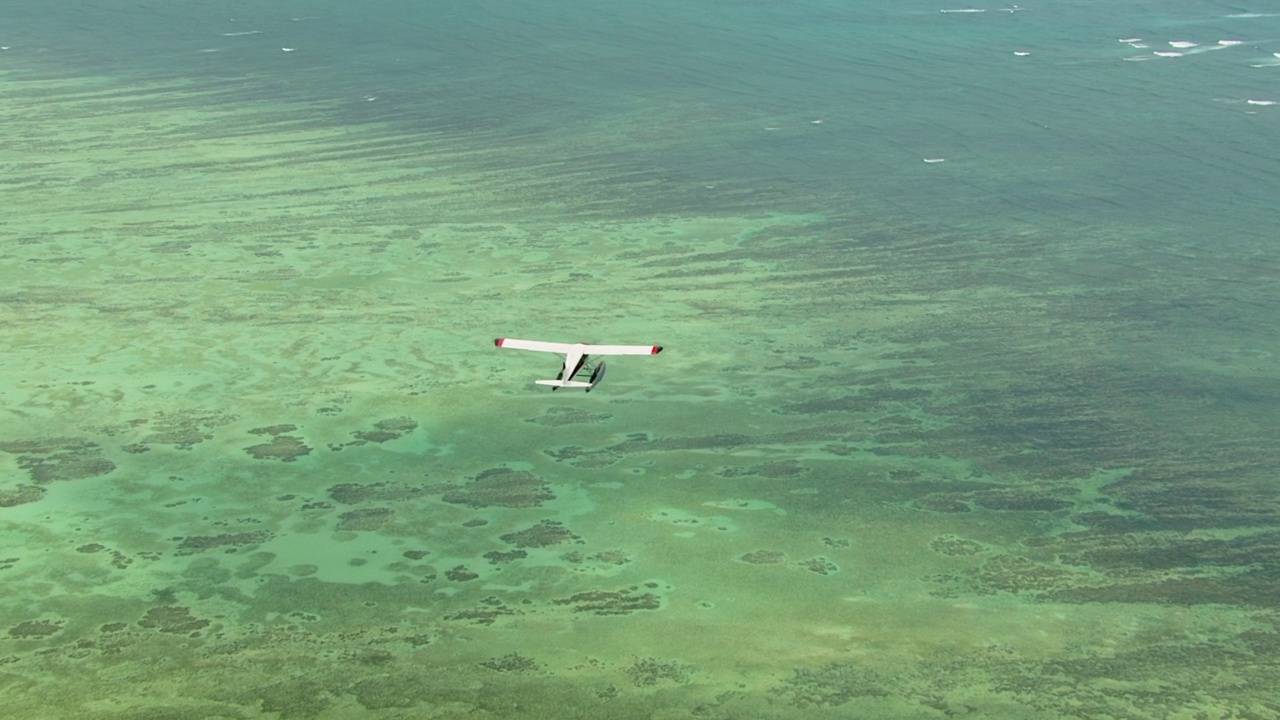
[2,0,1279,717]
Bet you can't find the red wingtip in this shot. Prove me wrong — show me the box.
[651,346,663,355]
[494,338,505,347]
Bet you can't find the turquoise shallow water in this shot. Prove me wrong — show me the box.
[3,1,1280,718]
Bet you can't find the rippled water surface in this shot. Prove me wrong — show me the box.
[3,1,1279,717]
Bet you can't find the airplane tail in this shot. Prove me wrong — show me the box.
[535,379,592,390]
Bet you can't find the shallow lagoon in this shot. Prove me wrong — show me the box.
[2,1,1279,717]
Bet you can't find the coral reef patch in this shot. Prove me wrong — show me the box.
[552,586,664,615]
[738,550,787,565]
[444,596,522,625]
[926,553,1094,599]
[794,556,839,575]
[173,531,272,555]
[912,484,1078,514]
[350,417,419,444]
[928,534,988,556]
[444,565,479,581]
[0,483,46,507]
[248,424,297,436]
[480,652,541,672]
[244,433,311,462]
[499,520,581,548]
[336,507,393,531]
[137,605,210,634]
[716,459,807,479]
[772,662,890,707]
[0,437,116,482]
[328,481,431,505]
[245,677,333,719]
[524,406,613,426]
[560,549,631,569]
[8,619,64,638]
[142,410,238,449]
[624,656,692,686]
[483,549,527,565]
[440,468,554,509]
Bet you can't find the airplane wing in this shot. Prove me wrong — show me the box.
[578,343,662,356]
[494,338,576,353]
[494,338,662,355]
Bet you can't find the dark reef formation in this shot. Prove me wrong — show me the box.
[524,405,613,426]
[499,520,581,548]
[336,507,393,531]
[137,605,210,634]
[140,410,239,450]
[244,433,311,462]
[793,556,839,575]
[8,619,64,639]
[0,437,116,483]
[552,585,664,615]
[350,416,419,444]
[440,467,554,509]
[773,662,891,707]
[480,652,541,673]
[624,656,692,686]
[173,532,272,555]
[738,549,787,565]
[0,483,46,507]
[328,480,431,505]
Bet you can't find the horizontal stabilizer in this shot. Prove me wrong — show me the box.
[535,379,593,388]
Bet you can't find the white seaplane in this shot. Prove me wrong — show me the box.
[494,337,662,391]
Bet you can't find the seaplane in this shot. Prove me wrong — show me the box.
[494,338,663,391]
